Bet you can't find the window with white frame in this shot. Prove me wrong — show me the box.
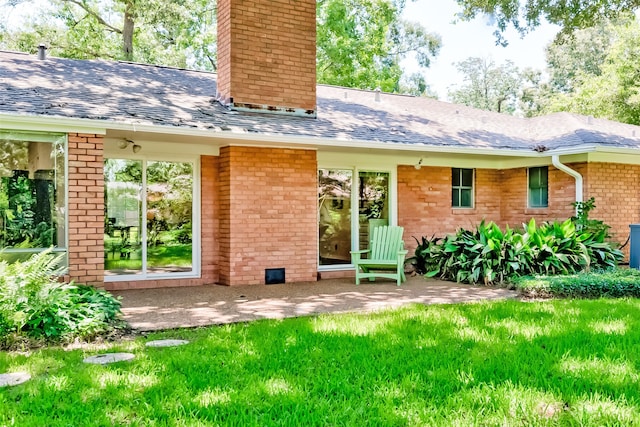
[452,168,473,208]
[528,166,548,208]
[0,131,67,263]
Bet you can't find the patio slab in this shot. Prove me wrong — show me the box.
[113,276,518,331]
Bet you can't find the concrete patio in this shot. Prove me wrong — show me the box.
[112,276,518,331]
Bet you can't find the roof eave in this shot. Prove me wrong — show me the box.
[0,112,595,158]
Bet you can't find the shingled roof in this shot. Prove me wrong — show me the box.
[2,50,640,153]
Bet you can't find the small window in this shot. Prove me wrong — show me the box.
[528,166,548,208]
[452,168,473,208]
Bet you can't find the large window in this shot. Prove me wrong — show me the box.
[529,166,548,208]
[452,168,473,208]
[0,131,66,262]
[104,158,195,278]
[318,169,389,266]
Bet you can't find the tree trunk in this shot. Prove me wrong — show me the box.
[123,0,135,61]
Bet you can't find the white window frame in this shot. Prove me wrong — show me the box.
[0,130,68,267]
[104,153,201,282]
[317,163,397,272]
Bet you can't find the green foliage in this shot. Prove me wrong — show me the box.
[448,57,523,114]
[515,268,640,298]
[420,217,623,285]
[0,250,124,348]
[1,0,217,69]
[524,17,640,125]
[571,197,611,238]
[407,234,442,275]
[546,19,640,125]
[424,220,534,284]
[454,0,638,45]
[316,0,441,93]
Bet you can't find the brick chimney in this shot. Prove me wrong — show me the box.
[216,0,317,117]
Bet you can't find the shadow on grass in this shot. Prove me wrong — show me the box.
[2,300,640,425]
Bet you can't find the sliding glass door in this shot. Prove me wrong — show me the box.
[104,158,195,278]
[318,169,390,267]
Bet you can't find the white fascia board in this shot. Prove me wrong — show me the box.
[1,112,573,159]
[592,146,640,156]
[545,145,599,156]
[1,113,107,135]
[217,133,544,157]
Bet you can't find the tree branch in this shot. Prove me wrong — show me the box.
[63,0,122,34]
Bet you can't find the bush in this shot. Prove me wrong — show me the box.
[0,249,125,348]
[514,268,640,298]
[418,218,623,285]
[408,235,442,275]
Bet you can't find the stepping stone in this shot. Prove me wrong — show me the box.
[145,339,189,348]
[0,372,31,387]
[83,353,135,365]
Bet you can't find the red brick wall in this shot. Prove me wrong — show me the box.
[216,0,316,112]
[398,164,586,254]
[218,146,318,285]
[500,164,581,228]
[398,166,501,250]
[67,133,104,286]
[584,162,640,253]
[104,156,221,291]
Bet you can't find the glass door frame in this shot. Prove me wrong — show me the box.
[318,164,397,272]
[104,153,201,282]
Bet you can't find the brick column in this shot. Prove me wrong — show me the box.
[67,133,104,286]
[219,146,318,285]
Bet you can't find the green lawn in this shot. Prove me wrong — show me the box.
[2,299,640,426]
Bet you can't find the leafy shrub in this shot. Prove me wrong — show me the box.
[418,218,623,285]
[514,268,640,298]
[571,197,611,239]
[407,235,442,275]
[0,249,125,348]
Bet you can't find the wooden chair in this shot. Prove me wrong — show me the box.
[351,225,408,286]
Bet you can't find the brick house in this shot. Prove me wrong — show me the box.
[2,0,640,291]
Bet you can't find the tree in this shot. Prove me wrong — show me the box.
[454,0,640,44]
[514,20,621,118]
[448,57,522,114]
[398,73,437,97]
[316,0,441,93]
[1,0,217,70]
[545,22,616,93]
[545,20,640,125]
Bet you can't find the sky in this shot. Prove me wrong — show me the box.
[401,0,560,99]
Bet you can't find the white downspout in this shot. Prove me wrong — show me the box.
[551,155,583,212]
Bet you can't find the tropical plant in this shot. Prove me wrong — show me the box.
[419,217,623,285]
[426,221,533,285]
[407,234,442,275]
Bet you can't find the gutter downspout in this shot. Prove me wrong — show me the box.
[551,155,583,213]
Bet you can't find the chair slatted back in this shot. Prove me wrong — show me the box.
[370,226,404,260]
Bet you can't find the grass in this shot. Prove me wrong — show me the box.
[2,299,640,426]
[104,243,193,271]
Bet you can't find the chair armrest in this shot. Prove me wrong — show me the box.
[351,249,370,263]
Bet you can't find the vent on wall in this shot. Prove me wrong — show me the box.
[265,268,285,285]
